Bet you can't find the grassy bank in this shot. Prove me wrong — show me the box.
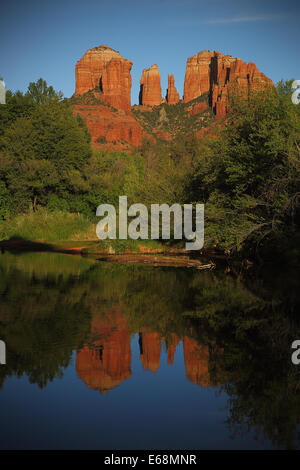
[0,208,183,255]
[0,208,96,243]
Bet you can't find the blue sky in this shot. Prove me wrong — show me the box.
[1,0,299,104]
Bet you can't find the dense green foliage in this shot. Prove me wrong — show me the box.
[187,81,300,259]
[1,78,300,260]
[0,79,91,215]
[0,79,194,226]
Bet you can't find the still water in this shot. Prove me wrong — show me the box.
[0,250,300,450]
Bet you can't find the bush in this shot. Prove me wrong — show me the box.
[47,194,70,212]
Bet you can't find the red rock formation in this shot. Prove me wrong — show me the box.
[183,50,273,117]
[166,74,180,104]
[73,103,151,149]
[183,337,210,387]
[72,46,273,150]
[76,311,131,393]
[139,330,161,373]
[189,101,209,116]
[211,54,273,117]
[183,50,215,102]
[139,64,162,106]
[75,45,132,111]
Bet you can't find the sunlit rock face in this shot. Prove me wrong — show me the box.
[76,311,131,393]
[183,337,210,387]
[139,330,162,373]
[139,64,162,106]
[183,50,215,102]
[75,45,132,111]
[166,74,180,105]
[72,46,273,150]
[183,50,273,116]
[73,102,149,148]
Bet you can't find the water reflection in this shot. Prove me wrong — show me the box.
[76,310,132,393]
[0,251,300,449]
[76,314,216,392]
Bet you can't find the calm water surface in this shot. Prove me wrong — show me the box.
[0,250,300,449]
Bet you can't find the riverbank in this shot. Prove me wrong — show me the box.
[0,238,218,269]
[0,208,229,269]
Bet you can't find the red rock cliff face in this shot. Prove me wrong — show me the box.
[139,64,162,106]
[72,46,273,149]
[211,54,273,116]
[73,102,150,149]
[183,50,273,117]
[76,311,131,393]
[166,74,180,104]
[75,45,132,111]
[183,50,215,102]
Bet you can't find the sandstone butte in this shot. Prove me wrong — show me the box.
[75,45,132,111]
[166,73,180,105]
[73,45,149,150]
[72,45,273,149]
[183,50,273,117]
[139,64,162,106]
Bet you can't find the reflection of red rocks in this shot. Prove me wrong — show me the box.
[139,330,161,373]
[76,311,219,391]
[183,337,210,386]
[76,312,131,393]
[166,334,180,365]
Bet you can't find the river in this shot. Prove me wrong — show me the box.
[0,250,299,449]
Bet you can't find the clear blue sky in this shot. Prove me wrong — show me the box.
[1,0,299,104]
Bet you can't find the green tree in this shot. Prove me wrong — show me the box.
[0,96,91,211]
[26,78,63,104]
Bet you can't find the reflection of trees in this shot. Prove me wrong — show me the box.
[185,267,300,450]
[0,252,96,389]
[1,251,300,448]
[216,308,300,450]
